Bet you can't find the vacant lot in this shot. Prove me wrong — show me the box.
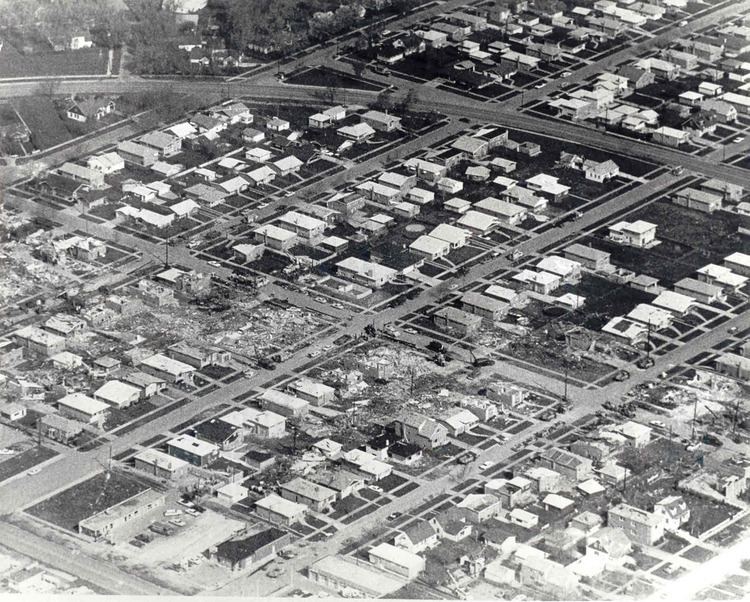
[15,96,73,149]
[0,44,109,78]
[0,446,57,483]
[285,66,384,91]
[27,471,153,531]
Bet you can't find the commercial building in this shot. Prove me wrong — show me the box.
[308,555,405,597]
[78,489,165,542]
[213,527,290,571]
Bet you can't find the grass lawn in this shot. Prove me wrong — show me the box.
[104,401,158,431]
[285,66,384,91]
[0,44,109,78]
[0,446,57,483]
[27,471,153,531]
[14,96,73,150]
[330,495,368,519]
[378,472,408,492]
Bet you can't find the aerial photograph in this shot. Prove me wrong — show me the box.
[0,0,748,599]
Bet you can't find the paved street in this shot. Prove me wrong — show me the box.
[1,0,750,594]
[0,521,172,594]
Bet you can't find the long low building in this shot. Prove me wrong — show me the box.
[78,488,165,542]
[308,555,405,597]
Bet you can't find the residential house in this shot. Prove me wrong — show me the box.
[139,131,181,157]
[433,306,482,335]
[394,521,439,553]
[65,96,115,123]
[255,494,307,526]
[439,408,481,436]
[167,434,219,467]
[362,110,401,132]
[394,413,449,450]
[540,448,593,481]
[368,543,424,580]
[279,477,336,512]
[608,220,657,247]
[608,503,665,545]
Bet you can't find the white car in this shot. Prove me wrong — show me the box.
[734,137,745,143]
[368,485,383,494]
[560,71,572,78]
[208,260,221,267]
[479,461,493,470]
[27,467,41,476]
[164,509,182,517]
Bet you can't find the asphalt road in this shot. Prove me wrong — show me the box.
[4,78,749,188]
[0,521,172,594]
[3,3,750,592]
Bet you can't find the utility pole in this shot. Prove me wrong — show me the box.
[691,396,698,441]
[563,357,569,405]
[164,234,170,267]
